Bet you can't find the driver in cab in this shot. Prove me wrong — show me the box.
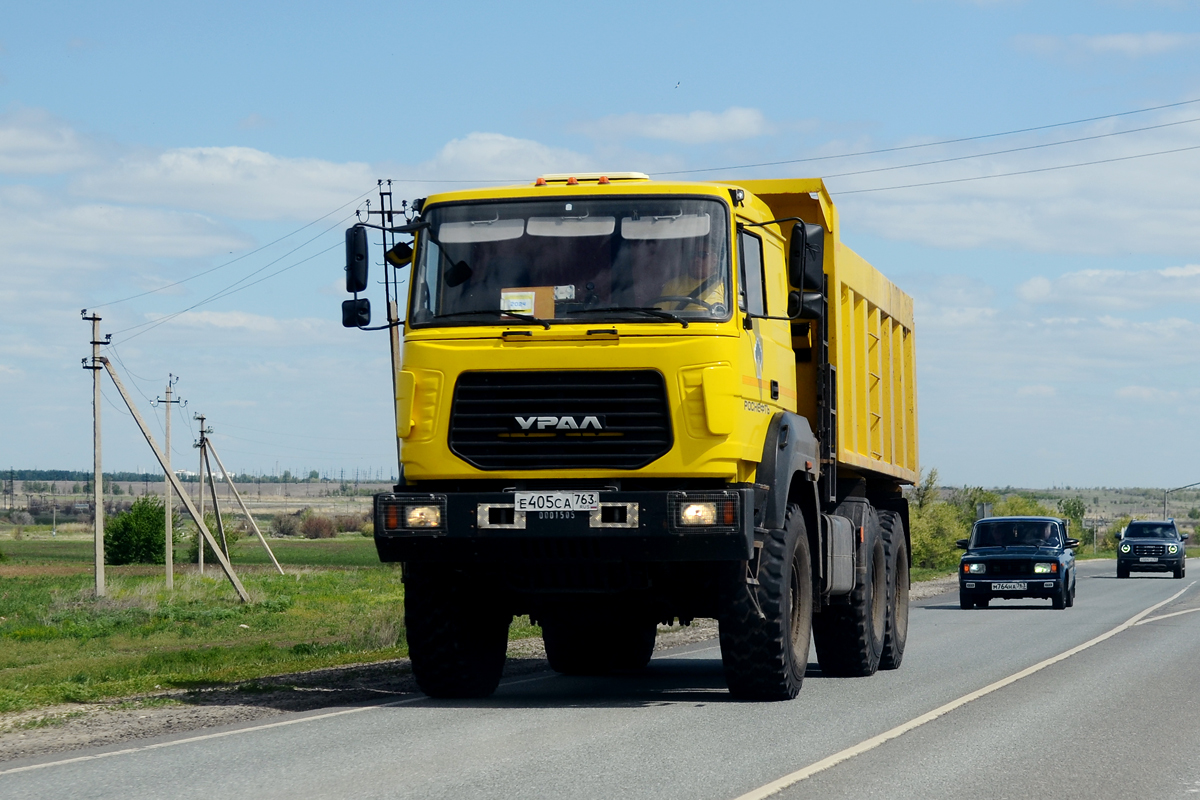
[655,244,726,314]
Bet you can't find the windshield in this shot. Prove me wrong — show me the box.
[971,520,1061,548]
[409,197,731,327]
[1125,522,1177,539]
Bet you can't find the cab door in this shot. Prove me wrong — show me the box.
[738,228,796,413]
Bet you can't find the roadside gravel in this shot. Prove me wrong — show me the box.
[0,576,955,764]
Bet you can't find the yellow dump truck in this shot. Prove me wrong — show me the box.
[341,173,918,700]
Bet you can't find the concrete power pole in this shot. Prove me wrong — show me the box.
[82,310,108,598]
[154,376,185,590]
[194,413,211,575]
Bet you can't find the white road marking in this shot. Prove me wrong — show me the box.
[1135,606,1200,625]
[732,580,1197,800]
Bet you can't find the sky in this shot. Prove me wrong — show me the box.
[1,0,1198,488]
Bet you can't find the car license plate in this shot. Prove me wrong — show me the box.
[992,581,1027,591]
[513,491,600,512]
[1139,556,1158,563]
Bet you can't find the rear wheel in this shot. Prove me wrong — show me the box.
[404,562,511,699]
[718,503,813,700]
[1066,572,1076,606]
[879,511,909,670]
[542,616,657,675]
[977,598,990,608]
[813,501,886,677]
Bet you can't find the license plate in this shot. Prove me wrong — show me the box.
[992,582,1027,591]
[513,491,600,512]
[1139,556,1158,563]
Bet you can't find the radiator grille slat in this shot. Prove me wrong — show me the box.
[449,370,672,470]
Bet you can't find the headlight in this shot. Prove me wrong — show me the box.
[964,563,986,574]
[1168,544,1179,554]
[680,503,717,526]
[405,505,442,527]
[1034,563,1057,574]
[1120,543,1131,553]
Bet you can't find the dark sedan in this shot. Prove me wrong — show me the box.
[958,516,1079,610]
[1117,520,1188,579]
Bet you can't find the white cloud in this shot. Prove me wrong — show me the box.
[73,146,376,221]
[1017,385,1057,397]
[0,185,251,262]
[0,108,97,174]
[402,132,594,186]
[1016,264,1200,308]
[1116,385,1181,402]
[578,108,771,145]
[836,107,1200,256]
[1016,32,1200,59]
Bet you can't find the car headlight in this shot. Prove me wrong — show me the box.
[963,563,986,574]
[1120,543,1131,553]
[1168,544,1179,554]
[1034,563,1057,574]
[405,505,442,527]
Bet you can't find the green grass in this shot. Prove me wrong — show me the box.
[1,533,381,568]
[0,537,541,713]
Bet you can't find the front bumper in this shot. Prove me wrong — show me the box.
[1118,555,1183,573]
[959,577,1065,600]
[372,488,755,563]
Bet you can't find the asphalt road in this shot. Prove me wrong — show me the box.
[3,557,1199,800]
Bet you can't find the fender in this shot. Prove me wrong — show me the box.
[757,411,820,531]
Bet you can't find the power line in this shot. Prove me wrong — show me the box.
[109,218,349,344]
[822,115,1200,180]
[89,187,375,309]
[834,142,1200,195]
[656,96,1200,176]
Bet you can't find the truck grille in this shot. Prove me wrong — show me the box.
[449,370,672,470]
[1133,544,1166,556]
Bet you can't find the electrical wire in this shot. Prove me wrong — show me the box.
[109,221,348,344]
[834,142,1200,195]
[821,115,1200,181]
[655,96,1200,176]
[89,187,375,310]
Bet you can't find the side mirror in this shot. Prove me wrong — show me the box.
[385,241,413,267]
[345,226,369,293]
[787,290,824,320]
[788,221,825,292]
[1182,533,1190,541]
[342,298,371,328]
[955,538,970,549]
[1065,538,1080,549]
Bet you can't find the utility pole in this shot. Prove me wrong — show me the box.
[194,413,210,574]
[154,376,185,590]
[82,310,109,598]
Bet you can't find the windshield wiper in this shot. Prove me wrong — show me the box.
[564,306,689,328]
[433,310,551,329]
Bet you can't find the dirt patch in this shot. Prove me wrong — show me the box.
[0,564,92,577]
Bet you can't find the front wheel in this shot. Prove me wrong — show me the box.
[1173,564,1184,579]
[959,594,973,610]
[718,504,813,700]
[404,562,511,699]
[1117,563,1129,579]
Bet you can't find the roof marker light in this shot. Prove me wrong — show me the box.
[567,177,579,185]
[598,175,610,184]
[535,177,546,186]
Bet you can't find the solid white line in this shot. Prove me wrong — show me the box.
[0,697,422,777]
[732,580,1197,800]
[1136,606,1200,625]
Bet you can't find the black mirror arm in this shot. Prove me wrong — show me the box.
[351,220,430,234]
[358,319,405,331]
[739,216,808,229]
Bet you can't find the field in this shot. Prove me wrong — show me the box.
[0,531,539,714]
